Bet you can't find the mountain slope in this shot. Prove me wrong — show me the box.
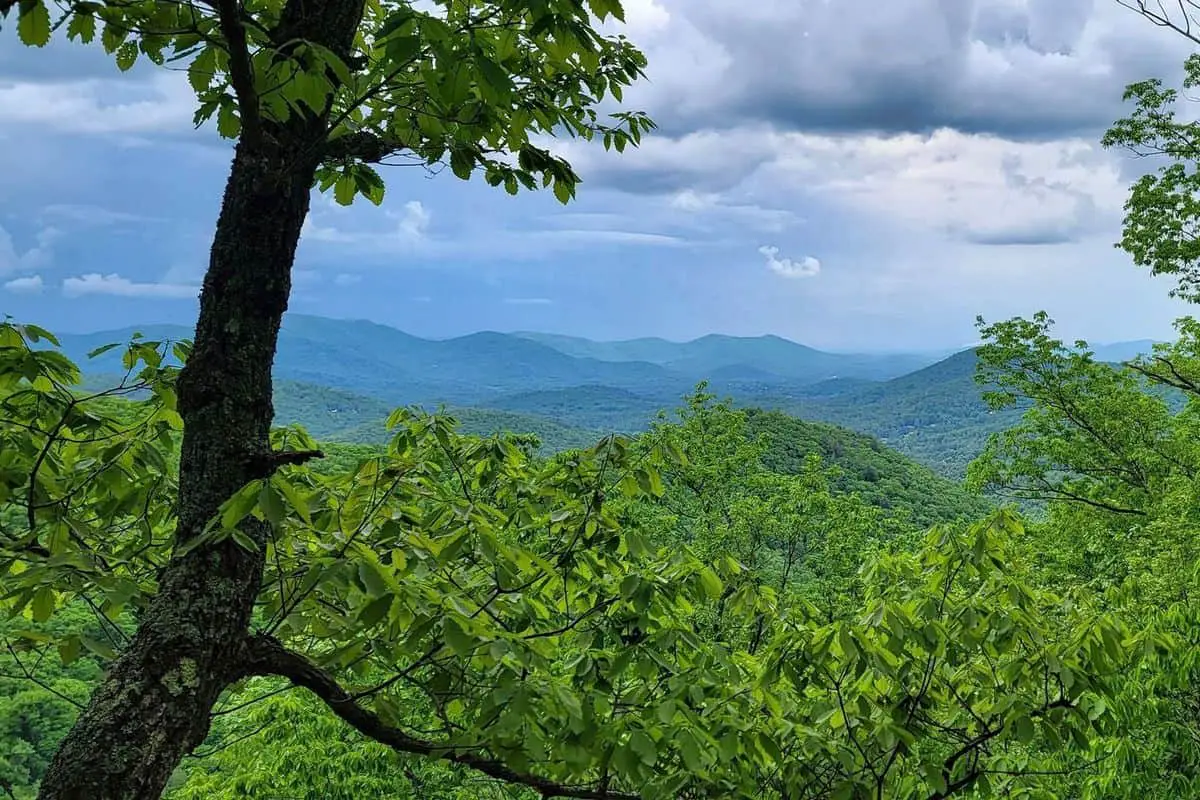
[746,409,992,527]
[270,380,606,453]
[764,350,1022,478]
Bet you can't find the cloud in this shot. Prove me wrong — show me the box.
[759,245,820,279]
[395,201,430,239]
[41,204,157,226]
[503,297,554,305]
[0,224,58,275]
[0,72,195,135]
[3,275,43,293]
[301,199,431,250]
[668,189,798,232]
[62,273,199,299]
[567,124,1125,248]
[333,273,362,287]
[620,0,1188,141]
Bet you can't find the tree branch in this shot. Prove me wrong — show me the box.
[213,0,264,148]
[1116,0,1200,46]
[322,131,409,163]
[247,448,324,478]
[241,635,638,800]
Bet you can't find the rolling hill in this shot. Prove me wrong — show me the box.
[268,383,989,527]
[745,410,992,527]
[51,314,1164,479]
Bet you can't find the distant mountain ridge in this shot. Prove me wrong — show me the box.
[512,330,938,382]
[54,314,948,404]
[53,315,1164,479]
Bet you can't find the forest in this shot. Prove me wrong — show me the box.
[5,0,1200,799]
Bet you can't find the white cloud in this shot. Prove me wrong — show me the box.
[395,200,430,239]
[42,204,156,226]
[772,128,1124,245]
[333,273,362,287]
[3,275,43,293]
[759,245,820,279]
[62,273,199,299]
[565,123,1127,248]
[301,199,431,250]
[0,73,195,135]
[668,189,798,233]
[0,224,58,275]
[504,297,554,305]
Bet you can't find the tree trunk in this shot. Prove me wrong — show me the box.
[35,0,365,793]
[35,141,317,800]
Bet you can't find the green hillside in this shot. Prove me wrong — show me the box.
[773,349,1021,478]
[745,409,992,527]
[271,381,606,453]
[268,377,984,526]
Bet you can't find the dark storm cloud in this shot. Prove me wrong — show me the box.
[649,0,1191,140]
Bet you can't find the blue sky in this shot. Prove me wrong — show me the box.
[0,0,1197,351]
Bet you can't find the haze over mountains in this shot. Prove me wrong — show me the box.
[57,314,1162,479]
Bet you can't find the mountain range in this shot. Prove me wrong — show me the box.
[53,315,1161,479]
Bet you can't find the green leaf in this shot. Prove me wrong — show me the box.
[698,567,723,600]
[333,174,357,206]
[115,40,138,71]
[1013,714,1035,744]
[553,179,574,205]
[259,482,285,526]
[16,0,51,47]
[219,481,262,531]
[443,617,475,657]
[384,34,422,65]
[31,586,55,623]
[629,730,657,766]
[358,594,393,627]
[80,635,116,660]
[358,560,389,598]
[188,48,216,93]
[678,731,704,772]
[66,11,95,43]
[216,102,241,139]
[58,635,82,666]
[87,342,120,359]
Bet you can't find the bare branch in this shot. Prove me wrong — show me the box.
[1117,0,1200,45]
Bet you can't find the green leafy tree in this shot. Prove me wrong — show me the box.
[965,313,1200,799]
[0,0,652,795]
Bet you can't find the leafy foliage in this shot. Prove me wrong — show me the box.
[0,323,1151,799]
[1103,53,1200,302]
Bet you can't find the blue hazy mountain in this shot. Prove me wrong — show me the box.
[53,315,1162,478]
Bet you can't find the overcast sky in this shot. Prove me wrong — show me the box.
[0,0,1197,351]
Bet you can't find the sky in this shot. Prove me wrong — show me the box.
[0,0,1198,351]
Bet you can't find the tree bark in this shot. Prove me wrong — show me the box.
[35,139,316,800]
[34,2,366,794]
